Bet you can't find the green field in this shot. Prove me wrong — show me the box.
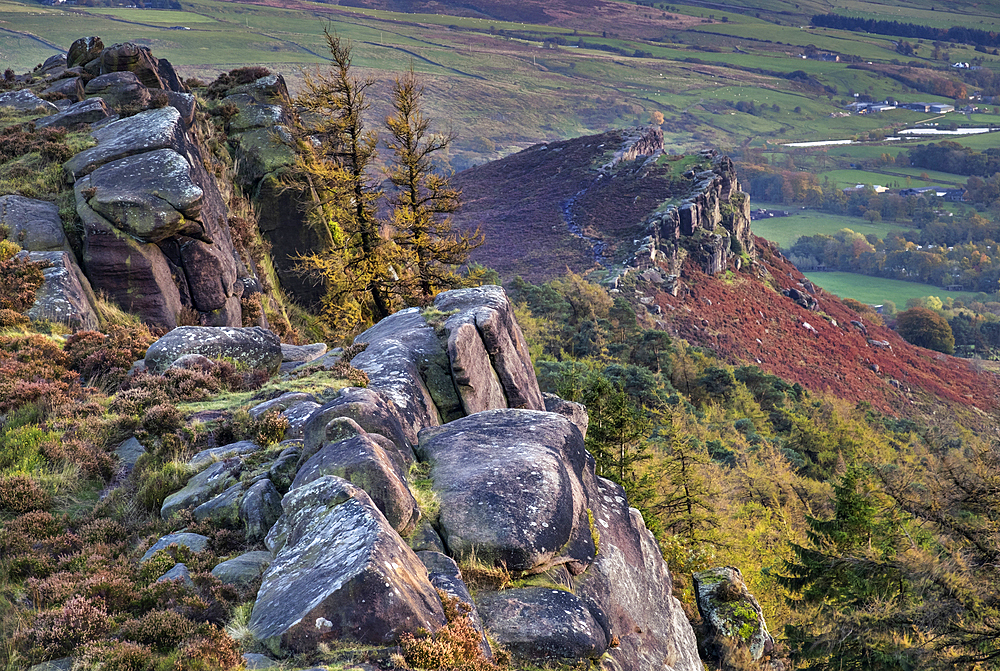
[805,271,986,306]
[750,204,913,248]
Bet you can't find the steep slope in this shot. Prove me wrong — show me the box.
[452,129,1000,420]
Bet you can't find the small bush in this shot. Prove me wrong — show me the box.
[141,403,183,437]
[254,410,289,446]
[0,473,51,512]
[6,510,61,540]
[65,324,156,387]
[205,66,272,99]
[118,609,196,652]
[18,595,111,660]
[399,590,499,671]
[0,253,45,312]
[172,624,243,671]
[75,640,156,671]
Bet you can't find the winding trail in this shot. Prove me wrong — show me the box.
[562,183,607,266]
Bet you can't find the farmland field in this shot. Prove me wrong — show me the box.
[804,271,987,306]
[750,204,913,249]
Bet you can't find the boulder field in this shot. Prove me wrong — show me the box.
[146,285,702,669]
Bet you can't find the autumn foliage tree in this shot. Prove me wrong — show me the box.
[895,306,955,354]
[292,29,402,334]
[384,69,484,304]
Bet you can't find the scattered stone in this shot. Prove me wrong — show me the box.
[140,532,209,563]
[212,550,274,589]
[34,97,111,130]
[281,342,327,363]
[250,392,317,419]
[189,440,262,471]
[41,76,85,103]
[160,458,242,520]
[240,479,283,540]
[157,562,194,588]
[0,89,58,115]
[114,436,146,469]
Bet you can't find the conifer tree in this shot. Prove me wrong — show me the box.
[293,28,399,333]
[653,414,718,543]
[384,68,483,304]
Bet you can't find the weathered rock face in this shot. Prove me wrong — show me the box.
[291,433,420,536]
[0,195,73,254]
[144,326,282,374]
[66,105,247,327]
[636,154,753,278]
[250,476,446,655]
[34,97,111,130]
[223,74,325,306]
[694,566,775,665]
[0,89,58,114]
[434,286,546,413]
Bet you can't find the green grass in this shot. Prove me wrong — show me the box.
[805,271,987,306]
[750,204,912,249]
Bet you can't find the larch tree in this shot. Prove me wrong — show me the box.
[293,28,399,333]
[384,68,483,304]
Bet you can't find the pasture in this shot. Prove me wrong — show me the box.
[804,271,987,306]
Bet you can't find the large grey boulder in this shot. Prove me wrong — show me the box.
[0,195,72,254]
[353,307,461,441]
[144,326,282,374]
[68,37,104,68]
[0,89,58,115]
[160,458,242,520]
[434,285,545,412]
[250,476,446,655]
[86,148,207,243]
[477,587,608,662]
[291,433,420,536]
[416,409,595,573]
[34,97,111,130]
[212,550,273,589]
[694,566,775,664]
[17,250,99,330]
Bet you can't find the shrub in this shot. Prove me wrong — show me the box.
[141,403,183,437]
[0,473,51,512]
[0,251,45,312]
[0,424,54,472]
[78,518,129,545]
[5,510,61,540]
[254,410,289,446]
[75,640,156,671]
[65,324,156,387]
[172,624,243,671]
[117,609,195,652]
[135,461,191,512]
[205,66,272,99]
[399,591,499,671]
[18,595,111,660]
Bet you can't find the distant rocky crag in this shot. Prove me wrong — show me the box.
[140,285,702,670]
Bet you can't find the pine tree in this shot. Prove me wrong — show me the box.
[779,465,911,671]
[292,28,399,333]
[384,69,483,304]
[653,414,718,543]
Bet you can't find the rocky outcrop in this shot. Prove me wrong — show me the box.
[144,326,282,374]
[139,284,701,667]
[66,104,247,327]
[223,74,325,306]
[641,154,754,277]
[694,566,776,665]
[0,89,58,115]
[0,195,73,254]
